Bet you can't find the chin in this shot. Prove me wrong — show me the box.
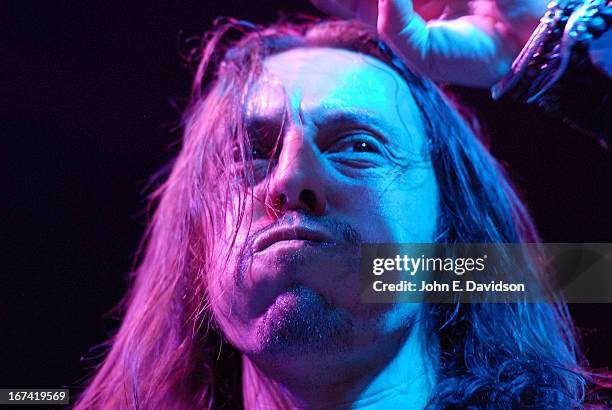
[251,285,355,356]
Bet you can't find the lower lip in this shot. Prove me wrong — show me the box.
[254,239,335,254]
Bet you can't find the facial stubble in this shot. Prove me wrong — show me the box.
[237,215,363,355]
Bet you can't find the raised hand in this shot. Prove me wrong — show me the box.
[311,0,548,87]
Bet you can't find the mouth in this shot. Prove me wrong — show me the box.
[253,225,335,253]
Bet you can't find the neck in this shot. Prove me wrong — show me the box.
[242,320,436,409]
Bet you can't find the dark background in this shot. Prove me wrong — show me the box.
[2,0,611,403]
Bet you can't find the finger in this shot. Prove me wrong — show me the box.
[413,0,452,21]
[310,0,362,19]
[376,0,432,76]
[310,0,379,26]
[377,0,416,37]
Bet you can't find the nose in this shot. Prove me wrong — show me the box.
[265,129,327,217]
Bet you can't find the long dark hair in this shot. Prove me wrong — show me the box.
[75,18,610,409]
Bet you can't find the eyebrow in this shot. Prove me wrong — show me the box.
[246,107,399,146]
[311,108,394,142]
[245,114,285,146]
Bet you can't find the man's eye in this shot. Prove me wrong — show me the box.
[252,147,265,160]
[251,139,276,160]
[352,141,377,153]
[231,145,268,162]
[328,135,383,155]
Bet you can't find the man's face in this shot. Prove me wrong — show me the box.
[208,48,438,376]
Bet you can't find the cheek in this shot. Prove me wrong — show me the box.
[381,173,439,242]
[330,167,439,243]
[207,254,258,351]
[206,198,259,344]
[206,252,237,328]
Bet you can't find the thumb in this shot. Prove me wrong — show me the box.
[310,0,379,25]
[377,0,416,37]
[376,0,429,65]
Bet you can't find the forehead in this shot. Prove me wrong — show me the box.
[245,47,425,139]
